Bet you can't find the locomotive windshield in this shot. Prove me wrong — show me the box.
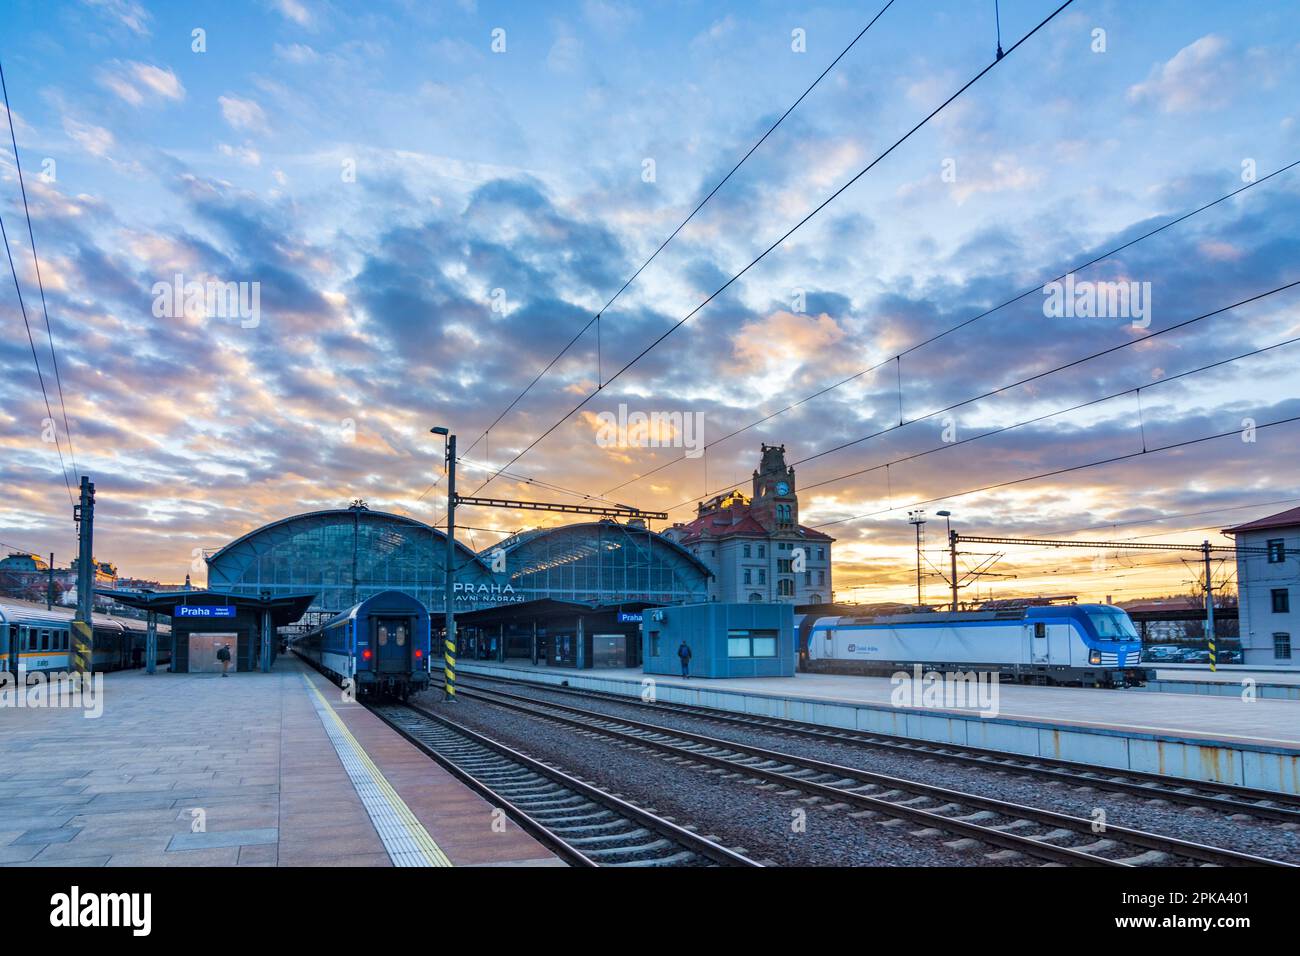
[1086,610,1139,641]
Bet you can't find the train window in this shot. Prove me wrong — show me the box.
[1034,623,1046,639]
[395,625,407,647]
[377,626,389,646]
[41,630,51,650]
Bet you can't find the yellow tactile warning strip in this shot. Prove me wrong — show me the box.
[302,676,452,867]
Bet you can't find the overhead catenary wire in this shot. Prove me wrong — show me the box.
[660,276,1300,514]
[600,157,1300,498]
[809,414,1300,532]
[1,57,79,483]
[0,207,75,509]
[471,0,1078,497]
[415,0,899,506]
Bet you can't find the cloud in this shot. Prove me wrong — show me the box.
[547,32,583,74]
[63,117,115,157]
[82,0,151,36]
[274,42,320,64]
[272,0,314,28]
[1127,34,1238,113]
[97,61,185,106]
[217,95,269,133]
[218,142,262,166]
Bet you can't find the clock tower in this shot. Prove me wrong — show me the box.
[751,443,797,530]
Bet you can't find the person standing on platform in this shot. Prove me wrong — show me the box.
[217,642,232,677]
[677,640,692,678]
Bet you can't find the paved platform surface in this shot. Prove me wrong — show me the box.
[464,660,1300,751]
[0,658,560,867]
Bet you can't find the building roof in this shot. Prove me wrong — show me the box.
[669,502,833,545]
[207,506,494,576]
[97,589,316,627]
[1221,505,1300,535]
[487,519,713,579]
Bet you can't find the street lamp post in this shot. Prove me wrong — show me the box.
[432,426,456,702]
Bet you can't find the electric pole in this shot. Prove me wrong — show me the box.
[1202,540,1217,672]
[72,477,95,673]
[908,510,926,607]
[432,427,457,702]
[937,510,956,611]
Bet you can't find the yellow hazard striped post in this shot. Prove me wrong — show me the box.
[1208,637,1216,673]
[71,620,93,674]
[444,637,456,701]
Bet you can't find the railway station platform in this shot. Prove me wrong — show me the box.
[0,658,561,867]
[459,661,1300,796]
[1140,665,1300,701]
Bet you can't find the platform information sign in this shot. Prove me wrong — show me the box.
[175,605,236,618]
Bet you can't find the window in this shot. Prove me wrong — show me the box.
[1273,589,1291,614]
[778,578,794,597]
[818,547,825,560]
[758,545,765,559]
[817,570,825,586]
[743,569,752,585]
[650,632,661,658]
[1085,611,1139,640]
[727,629,778,657]
[40,629,51,650]
[1267,538,1286,563]
[1274,633,1292,660]
[758,569,766,585]
[777,558,792,573]
[804,570,811,585]
[743,544,751,558]
[748,592,762,602]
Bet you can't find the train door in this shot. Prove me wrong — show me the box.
[375,617,410,674]
[1029,621,1049,664]
[2,624,14,675]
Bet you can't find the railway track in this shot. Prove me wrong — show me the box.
[460,671,1300,825]
[452,681,1295,868]
[368,701,760,868]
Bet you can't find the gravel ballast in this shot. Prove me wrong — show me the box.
[436,677,1300,865]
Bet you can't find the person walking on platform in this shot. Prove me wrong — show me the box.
[676,640,692,678]
[217,643,232,677]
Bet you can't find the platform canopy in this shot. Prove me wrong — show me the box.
[452,597,659,628]
[96,588,316,626]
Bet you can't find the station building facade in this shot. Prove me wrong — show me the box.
[662,444,833,605]
[1224,506,1300,665]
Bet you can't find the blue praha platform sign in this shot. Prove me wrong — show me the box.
[175,605,236,618]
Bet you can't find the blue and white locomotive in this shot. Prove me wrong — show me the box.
[295,590,430,699]
[804,604,1145,687]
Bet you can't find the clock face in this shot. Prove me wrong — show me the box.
[775,481,790,496]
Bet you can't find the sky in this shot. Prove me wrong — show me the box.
[1,0,1298,605]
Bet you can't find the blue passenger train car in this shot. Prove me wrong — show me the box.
[0,599,171,675]
[804,604,1145,687]
[296,590,430,699]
